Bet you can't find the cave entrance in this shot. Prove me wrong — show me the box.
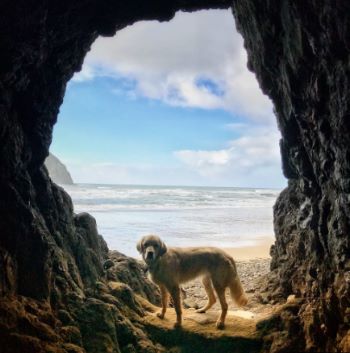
[49,9,285,258]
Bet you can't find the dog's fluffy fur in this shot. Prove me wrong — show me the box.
[137,235,248,329]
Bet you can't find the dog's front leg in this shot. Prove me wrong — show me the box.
[169,286,182,328]
[157,285,168,319]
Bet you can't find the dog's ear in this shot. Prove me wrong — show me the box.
[136,238,144,253]
[159,240,167,256]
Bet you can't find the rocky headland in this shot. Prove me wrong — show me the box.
[0,0,349,352]
[45,153,74,185]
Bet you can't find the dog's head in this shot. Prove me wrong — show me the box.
[136,235,167,264]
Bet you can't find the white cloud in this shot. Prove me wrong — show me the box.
[174,127,282,185]
[174,149,231,171]
[73,9,274,123]
[66,9,286,188]
[64,126,285,189]
[64,128,283,187]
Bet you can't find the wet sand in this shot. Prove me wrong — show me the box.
[223,238,274,260]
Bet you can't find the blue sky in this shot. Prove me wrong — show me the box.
[51,10,286,188]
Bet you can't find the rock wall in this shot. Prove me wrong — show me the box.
[0,0,349,352]
[232,1,350,351]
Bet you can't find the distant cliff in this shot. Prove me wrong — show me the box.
[45,153,74,184]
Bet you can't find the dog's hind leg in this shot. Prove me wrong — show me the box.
[212,281,228,330]
[196,276,216,313]
[157,285,169,319]
[168,286,182,328]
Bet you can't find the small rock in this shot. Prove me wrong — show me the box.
[286,294,296,304]
[60,326,83,346]
[58,310,74,325]
[103,259,114,270]
[183,298,199,309]
[186,312,217,325]
[255,293,269,304]
[95,281,109,293]
[227,310,255,320]
[122,343,137,353]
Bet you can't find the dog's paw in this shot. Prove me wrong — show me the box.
[173,322,182,329]
[156,312,165,319]
[195,308,206,314]
[216,321,225,330]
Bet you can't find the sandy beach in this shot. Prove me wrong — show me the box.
[223,237,274,260]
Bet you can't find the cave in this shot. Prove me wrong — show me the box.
[0,1,349,353]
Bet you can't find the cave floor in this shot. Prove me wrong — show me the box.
[139,292,284,353]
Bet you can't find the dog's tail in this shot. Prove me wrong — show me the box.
[228,258,248,306]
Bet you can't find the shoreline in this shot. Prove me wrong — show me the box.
[110,236,275,260]
[222,238,274,260]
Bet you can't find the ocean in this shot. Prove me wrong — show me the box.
[63,184,281,257]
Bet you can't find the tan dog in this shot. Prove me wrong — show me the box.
[137,235,248,329]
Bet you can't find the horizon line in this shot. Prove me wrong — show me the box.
[61,181,283,190]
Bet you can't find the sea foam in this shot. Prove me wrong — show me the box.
[63,184,280,257]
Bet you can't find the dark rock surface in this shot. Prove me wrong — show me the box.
[45,153,74,185]
[106,251,161,306]
[0,0,349,352]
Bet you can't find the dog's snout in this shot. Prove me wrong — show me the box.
[146,251,154,259]
[144,245,156,262]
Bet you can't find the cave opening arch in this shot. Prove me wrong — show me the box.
[51,8,284,257]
